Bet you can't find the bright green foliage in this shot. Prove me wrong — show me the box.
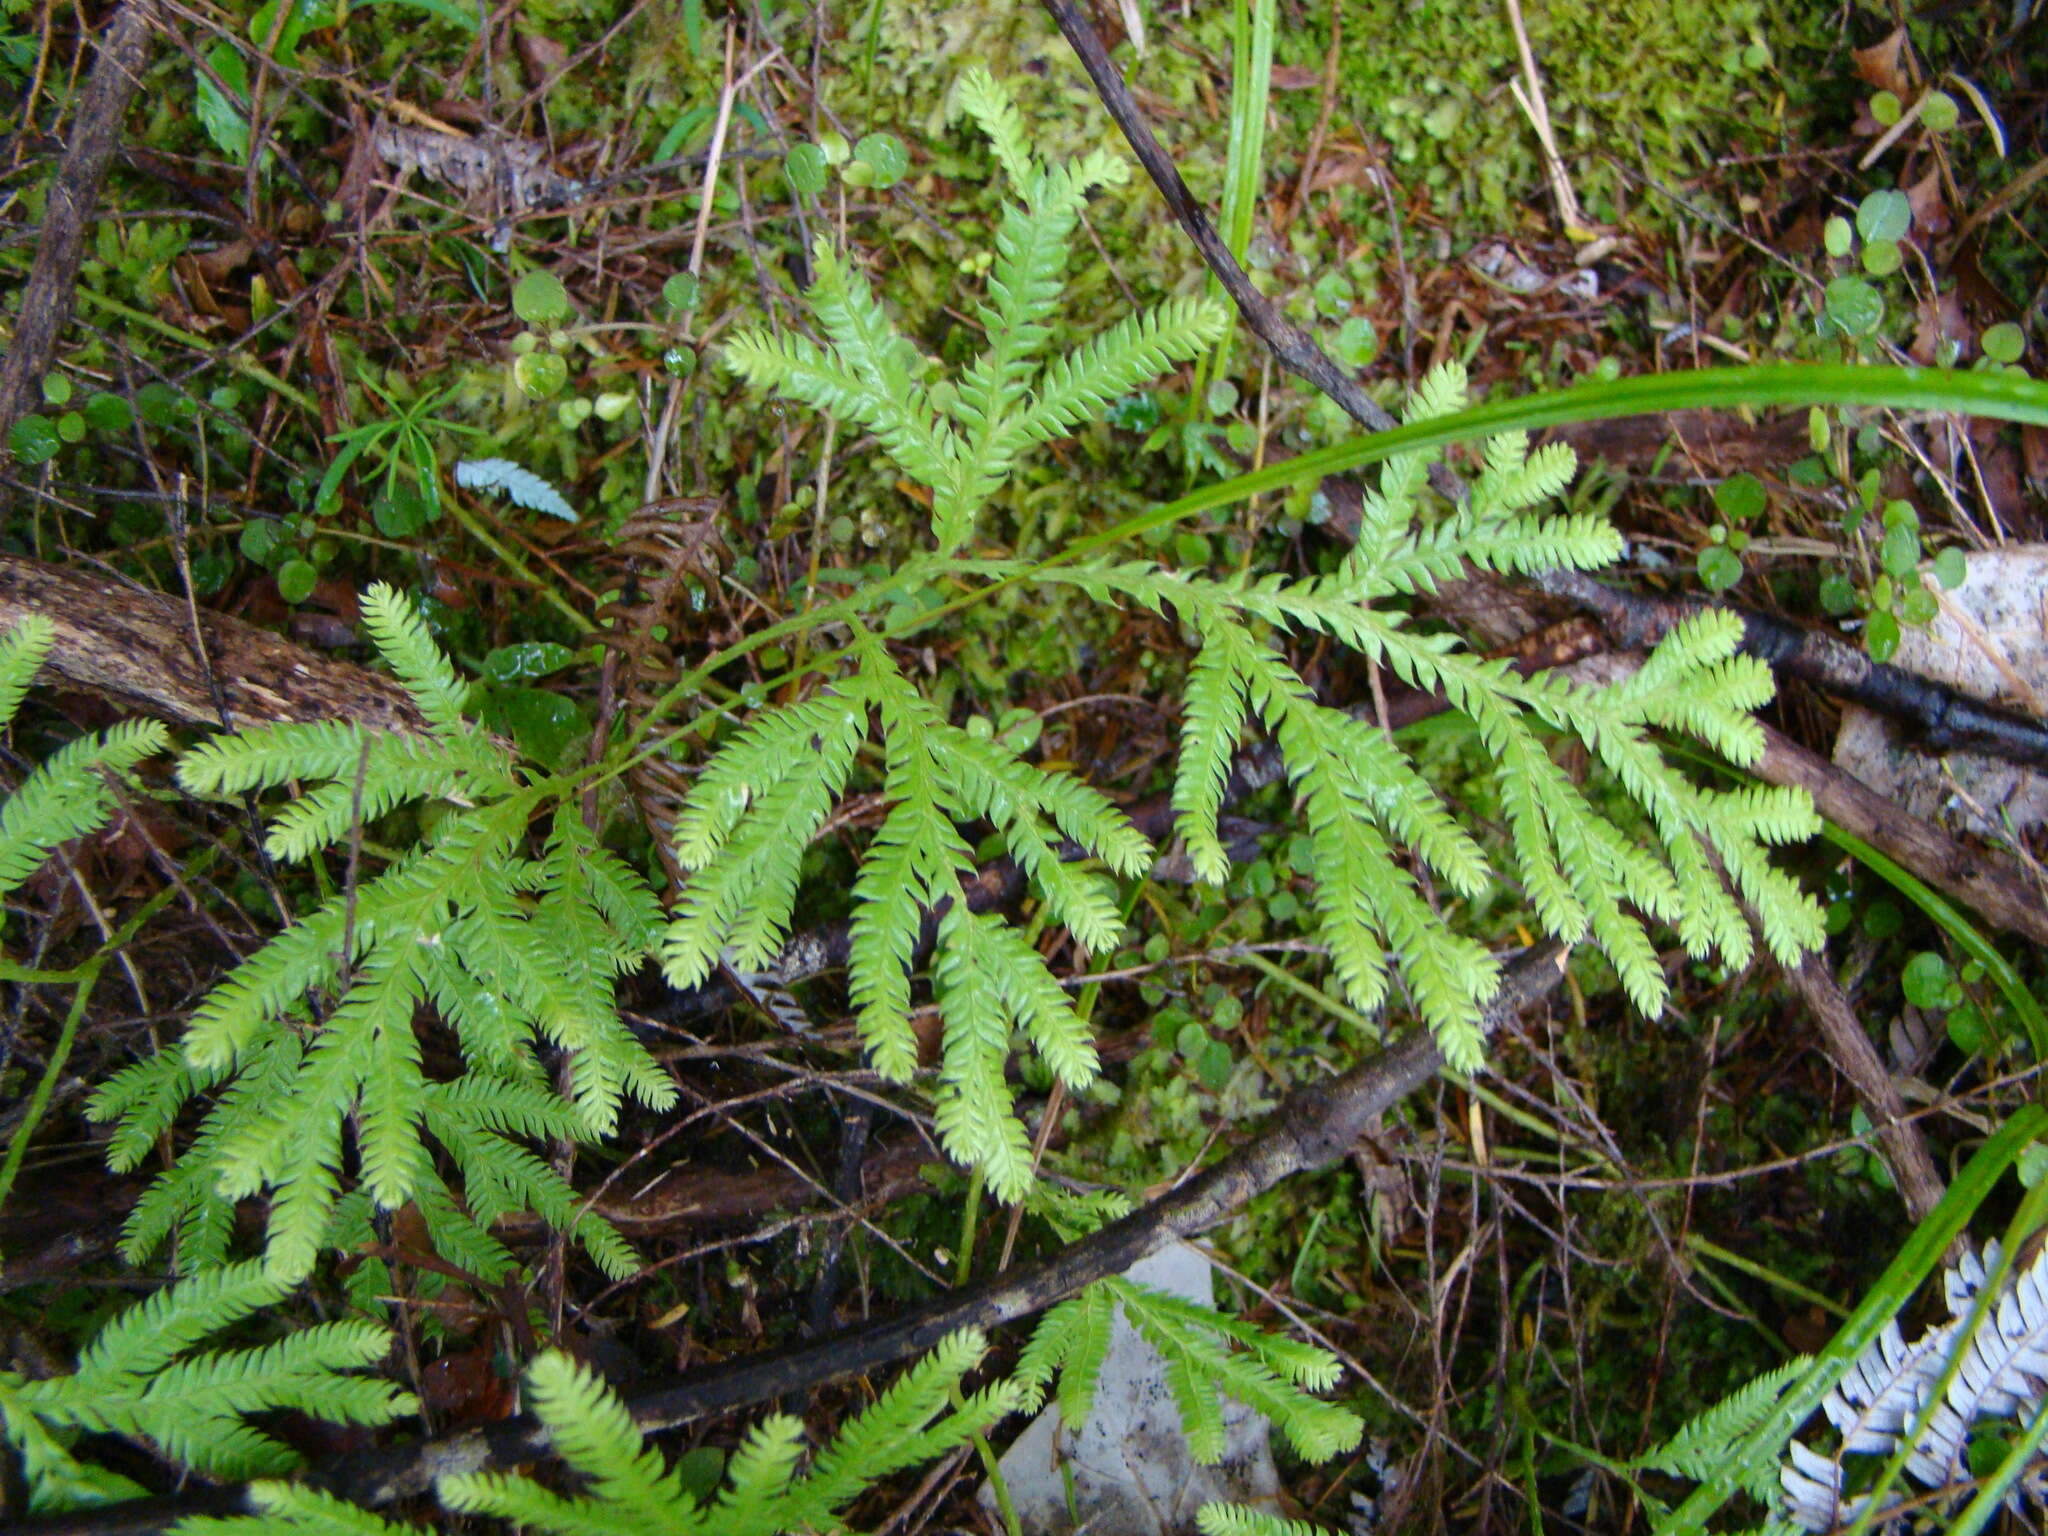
[1015,1277,1363,1464]
[0,616,169,900]
[702,69,1225,1201]
[709,67,1821,1141]
[0,1262,411,1515]
[440,1331,1022,1533]
[722,67,1229,555]
[1038,363,1824,1070]
[1632,1356,1810,1510]
[88,584,665,1281]
[665,634,1149,1201]
[1196,1504,1338,1536]
[175,1484,425,1536]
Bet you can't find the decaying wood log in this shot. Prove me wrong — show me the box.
[0,554,423,735]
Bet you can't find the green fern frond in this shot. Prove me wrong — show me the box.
[0,717,169,896]
[176,1482,431,1536]
[662,689,865,984]
[1,1263,411,1513]
[931,907,1040,1202]
[794,1328,1022,1513]
[1197,1503,1339,1536]
[1174,623,1254,884]
[1637,1355,1809,1503]
[1405,358,1469,422]
[441,1333,1014,1536]
[0,613,53,727]
[257,733,481,864]
[93,587,667,1282]
[524,1348,684,1507]
[1016,296,1231,449]
[358,582,470,741]
[804,236,962,480]
[177,719,376,797]
[1014,1285,1116,1421]
[956,66,1034,187]
[1111,1278,1363,1463]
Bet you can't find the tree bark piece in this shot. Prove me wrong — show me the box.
[0,554,424,735]
[1754,720,2048,947]
[0,2,159,443]
[1784,953,1946,1223]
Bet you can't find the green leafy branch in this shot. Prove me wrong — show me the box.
[0,1262,411,1515]
[174,1332,1021,1536]
[722,66,1230,557]
[87,585,666,1282]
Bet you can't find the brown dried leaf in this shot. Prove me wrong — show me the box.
[2023,425,2048,490]
[1904,167,1950,237]
[1910,288,1969,366]
[1852,27,1912,95]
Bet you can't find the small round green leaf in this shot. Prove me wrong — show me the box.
[277,558,318,604]
[1855,189,1911,244]
[40,373,72,406]
[8,414,59,464]
[1865,608,1900,662]
[1880,521,1920,578]
[1860,239,1902,276]
[239,519,283,564]
[1869,90,1902,126]
[1920,90,1958,132]
[1932,546,1968,590]
[513,351,569,399]
[135,382,181,426]
[1981,322,2024,364]
[1713,472,1767,522]
[512,270,571,325]
[1332,315,1379,369]
[662,271,701,312]
[1901,951,1953,1010]
[1947,1004,1989,1055]
[1696,544,1743,592]
[1823,215,1853,258]
[371,488,433,538]
[817,129,851,166]
[483,641,580,681]
[56,412,86,444]
[83,391,133,433]
[1818,572,1858,616]
[1823,276,1884,337]
[784,142,828,194]
[1808,407,1830,453]
[1898,585,1938,626]
[854,131,909,187]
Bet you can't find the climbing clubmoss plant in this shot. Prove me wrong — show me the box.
[666,68,1824,1202]
[172,1331,1021,1536]
[0,1261,412,1515]
[87,585,663,1283]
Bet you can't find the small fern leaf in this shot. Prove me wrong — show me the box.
[1017,296,1230,450]
[0,613,54,729]
[1197,1503,1339,1536]
[454,457,578,522]
[0,718,168,896]
[359,583,470,739]
[956,66,1034,188]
